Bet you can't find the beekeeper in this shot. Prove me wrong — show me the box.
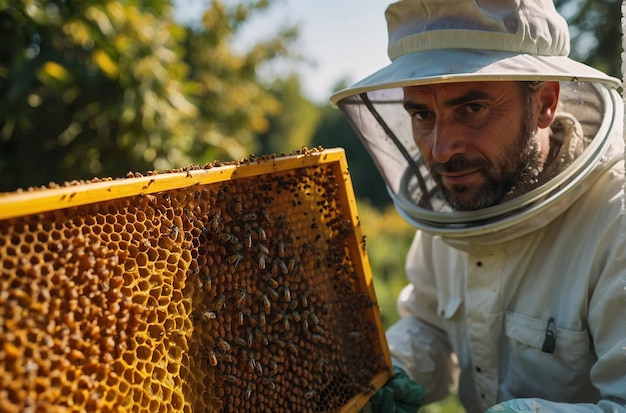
[330,0,626,412]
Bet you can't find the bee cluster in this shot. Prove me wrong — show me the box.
[0,159,388,412]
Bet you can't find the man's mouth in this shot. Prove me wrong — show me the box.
[440,170,479,186]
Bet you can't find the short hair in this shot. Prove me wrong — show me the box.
[518,81,544,106]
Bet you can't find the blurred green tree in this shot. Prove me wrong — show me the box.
[555,0,622,78]
[0,0,299,191]
[183,0,300,162]
[0,0,196,190]
[256,74,321,156]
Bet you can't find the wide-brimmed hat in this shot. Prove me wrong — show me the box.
[330,0,619,105]
[328,0,622,238]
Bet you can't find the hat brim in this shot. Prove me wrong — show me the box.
[330,49,620,106]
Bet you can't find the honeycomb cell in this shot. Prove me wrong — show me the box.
[0,149,390,412]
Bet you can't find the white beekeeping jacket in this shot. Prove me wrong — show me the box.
[387,110,626,412]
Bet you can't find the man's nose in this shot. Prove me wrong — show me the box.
[431,120,468,164]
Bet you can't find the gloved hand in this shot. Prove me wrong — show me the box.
[370,366,425,413]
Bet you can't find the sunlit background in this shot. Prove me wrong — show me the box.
[173,0,389,103]
[0,1,621,411]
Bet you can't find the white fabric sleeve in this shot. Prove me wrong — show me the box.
[386,314,457,404]
[486,398,626,413]
[385,231,458,404]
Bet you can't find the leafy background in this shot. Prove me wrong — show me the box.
[0,0,620,411]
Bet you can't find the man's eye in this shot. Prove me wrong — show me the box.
[464,103,485,114]
[410,111,433,120]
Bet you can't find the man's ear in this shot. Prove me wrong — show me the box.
[537,81,560,128]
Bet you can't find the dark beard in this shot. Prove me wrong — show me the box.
[430,110,544,211]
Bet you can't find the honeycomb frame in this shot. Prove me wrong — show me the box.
[0,148,392,412]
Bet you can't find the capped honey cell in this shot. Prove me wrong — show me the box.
[0,148,392,412]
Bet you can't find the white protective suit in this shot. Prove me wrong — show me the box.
[386,112,626,412]
[327,1,626,411]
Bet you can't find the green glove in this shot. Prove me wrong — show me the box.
[370,366,425,413]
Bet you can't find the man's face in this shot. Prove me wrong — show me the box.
[403,81,545,211]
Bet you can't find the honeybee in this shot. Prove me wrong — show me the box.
[269,361,279,376]
[300,288,312,307]
[259,294,271,313]
[227,252,243,268]
[291,311,302,323]
[309,312,320,325]
[262,272,278,288]
[244,382,253,400]
[287,257,296,272]
[282,285,292,302]
[243,212,257,221]
[215,338,231,352]
[209,211,221,230]
[233,196,243,214]
[168,225,180,241]
[205,348,218,367]
[282,316,290,332]
[286,342,299,355]
[266,286,279,301]
[219,232,239,244]
[257,226,267,241]
[348,331,363,339]
[257,253,267,270]
[200,272,212,291]
[220,353,233,363]
[222,374,237,383]
[262,377,276,390]
[236,287,249,308]
[272,311,285,324]
[252,327,266,342]
[278,259,288,275]
[314,358,326,372]
[304,390,317,400]
[245,351,256,372]
[236,312,245,326]
[233,336,247,347]
[200,310,217,323]
[212,294,226,311]
[257,243,269,255]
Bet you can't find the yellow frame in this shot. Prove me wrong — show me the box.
[0,147,393,411]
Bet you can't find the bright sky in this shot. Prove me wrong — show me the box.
[172,0,391,103]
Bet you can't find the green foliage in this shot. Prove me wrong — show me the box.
[183,0,300,162]
[0,0,197,189]
[357,201,414,328]
[555,0,622,78]
[0,0,299,191]
[256,74,322,155]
